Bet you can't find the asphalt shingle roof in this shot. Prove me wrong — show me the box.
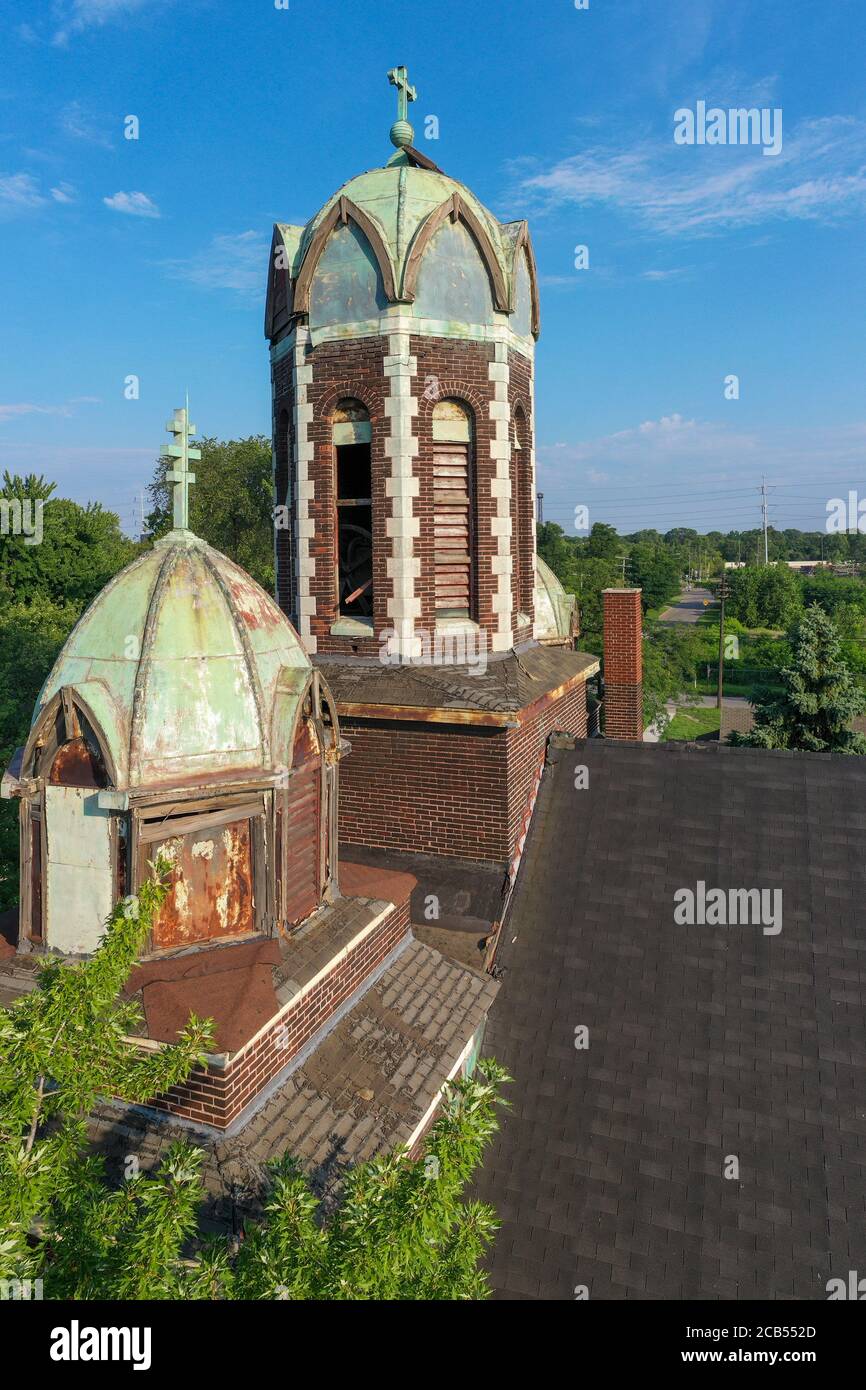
[475,740,866,1300]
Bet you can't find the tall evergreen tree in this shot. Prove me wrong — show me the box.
[733,605,866,753]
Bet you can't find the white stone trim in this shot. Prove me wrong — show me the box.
[383,325,421,661]
[309,314,535,359]
[291,325,316,652]
[489,335,513,653]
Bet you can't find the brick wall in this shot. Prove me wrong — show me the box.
[338,678,588,865]
[140,898,410,1130]
[602,588,644,740]
[504,682,588,849]
[272,331,538,657]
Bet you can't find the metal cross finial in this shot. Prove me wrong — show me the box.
[160,397,201,531]
[388,65,416,122]
[387,65,417,151]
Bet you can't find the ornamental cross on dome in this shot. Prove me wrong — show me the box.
[160,399,201,531]
[388,64,417,149]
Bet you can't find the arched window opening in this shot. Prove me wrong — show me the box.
[333,400,373,620]
[432,399,475,621]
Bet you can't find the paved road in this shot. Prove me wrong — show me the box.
[657,587,715,624]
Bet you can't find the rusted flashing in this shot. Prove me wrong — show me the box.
[335,700,515,727]
[401,192,510,310]
[293,197,398,314]
[401,144,444,173]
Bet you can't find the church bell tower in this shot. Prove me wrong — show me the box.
[265,68,597,871]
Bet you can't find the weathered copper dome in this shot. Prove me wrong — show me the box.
[31,530,312,790]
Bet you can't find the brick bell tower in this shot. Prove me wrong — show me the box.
[265,66,599,870]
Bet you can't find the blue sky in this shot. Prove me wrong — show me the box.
[1,0,864,536]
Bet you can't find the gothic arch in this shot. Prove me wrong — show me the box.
[316,381,381,424]
[264,225,295,337]
[23,686,118,788]
[293,197,397,315]
[509,223,541,338]
[401,193,510,312]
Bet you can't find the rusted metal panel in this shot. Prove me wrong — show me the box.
[49,737,106,788]
[150,817,254,950]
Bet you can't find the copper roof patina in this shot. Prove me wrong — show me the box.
[34,530,312,791]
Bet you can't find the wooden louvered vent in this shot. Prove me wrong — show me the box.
[432,399,474,620]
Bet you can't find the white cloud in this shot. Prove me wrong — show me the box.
[161,230,268,293]
[50,181,76,203]
[59,100,113,149]
[515,115,866,236]
[537,416,866,530]
[0,403,71,423]
[0,398,100,423]
[103,190,161,219]
[52,0,157,46]
[641,267,688,281]
[0,172,47,215]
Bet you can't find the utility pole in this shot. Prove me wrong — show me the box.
[536,491,544,525]
[617,553,629,584]
[717,575,730,712]
[760,476,769,564]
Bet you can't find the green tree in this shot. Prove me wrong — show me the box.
[0,864,215,1291]
[0,474,137,611]
[628,543,681,613]
[0,596,83,910]
[586,521,620,561]
[727,563,803,629]
[148,436,274,591]
[733,606,866,753]
[0,874,509,1299]
[536,521,579,589]
[641,624,707,732]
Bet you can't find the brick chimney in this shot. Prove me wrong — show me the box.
[602,588,643,740]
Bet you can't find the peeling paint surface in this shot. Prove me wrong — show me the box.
[151,817,254,950]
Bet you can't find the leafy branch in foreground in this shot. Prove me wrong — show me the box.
[0,863,509,1300]
[0,861,215,1286]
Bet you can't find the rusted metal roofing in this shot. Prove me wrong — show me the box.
[33,530,312,790]
[316,644,599,721]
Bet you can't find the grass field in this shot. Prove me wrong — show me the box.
[661,705,721,741]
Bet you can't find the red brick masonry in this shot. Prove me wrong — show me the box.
[602,588,644,741]
[338,680,588,865]
[139,896,410,1131]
